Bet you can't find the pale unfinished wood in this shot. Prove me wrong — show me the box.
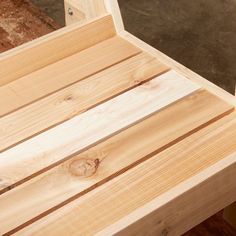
[15,112,236,236]
[0,52,168,152]
[0,36,140,117]
[0,15,115,86]
[102,153,236,236]
[0,70,200,194]
[0,90,233,235]
[64,0,236,106]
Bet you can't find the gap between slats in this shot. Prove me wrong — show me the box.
[0,90,234,235]
[0,52,169,152]
[0,36,140,117]
[16,113,236,236]
[0,70,200,196]
[0,15,116,87]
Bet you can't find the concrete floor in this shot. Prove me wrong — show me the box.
[31,0,65,26]
[31,0,236,94]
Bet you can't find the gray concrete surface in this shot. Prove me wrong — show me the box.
[31,0,65,26]
[31,0,236,94]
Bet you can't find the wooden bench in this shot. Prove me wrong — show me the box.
[0,1,235,235]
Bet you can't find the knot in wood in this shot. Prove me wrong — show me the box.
[69,159,99,177]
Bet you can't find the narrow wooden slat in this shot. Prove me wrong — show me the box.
[0,36,140,117]
[111,155,236,236]
[0,90,233,235]
[0,15,115,86]
[0,53,168,152]
[0,70,200,194]
[15,112,236,236]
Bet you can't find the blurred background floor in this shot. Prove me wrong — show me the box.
[0,0,60,52]
[0,0,236,235]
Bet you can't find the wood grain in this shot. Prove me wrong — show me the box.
[14,111,236,236]
[103,153,236,236]
[0,36,140,117]
[0,70,199,194]
[0,90,233,234]
[0,52,168,152]
[0,15,115,86]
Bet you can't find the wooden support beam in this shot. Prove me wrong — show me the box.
[0,37,140,118]
[0,15,115,86]
[0,1,235,235]
[14,113,236,236]
[0,52,168,152]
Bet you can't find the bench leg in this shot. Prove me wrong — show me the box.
[223,202,236,229]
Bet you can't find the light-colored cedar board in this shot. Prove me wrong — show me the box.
[0,70,200,194]
[65,0,86,25]
[0,90,233,234]
[14,112,236,236]
[0,15,116,87]
[0,52,169,152]
[85,0,107,18]
[102,152,236,236]
[0,36,140,117]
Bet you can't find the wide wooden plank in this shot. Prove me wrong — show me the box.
[0,36,140,117]
[0,70,200,194]
[0,53,168,152]
[15,112,236,236]
[0,90,233,235]
[0,15,115,86]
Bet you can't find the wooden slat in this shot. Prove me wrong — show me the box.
[0,70,200,194]
[0,90,233,235]
[15,112,236,236]
[0,15,116,86]
[0,36,140,117]
[0,53,168,152]
[100,155,236,236]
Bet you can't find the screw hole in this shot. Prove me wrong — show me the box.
[68,8,73,16]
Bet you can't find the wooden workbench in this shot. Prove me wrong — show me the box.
[0,1,236,235]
